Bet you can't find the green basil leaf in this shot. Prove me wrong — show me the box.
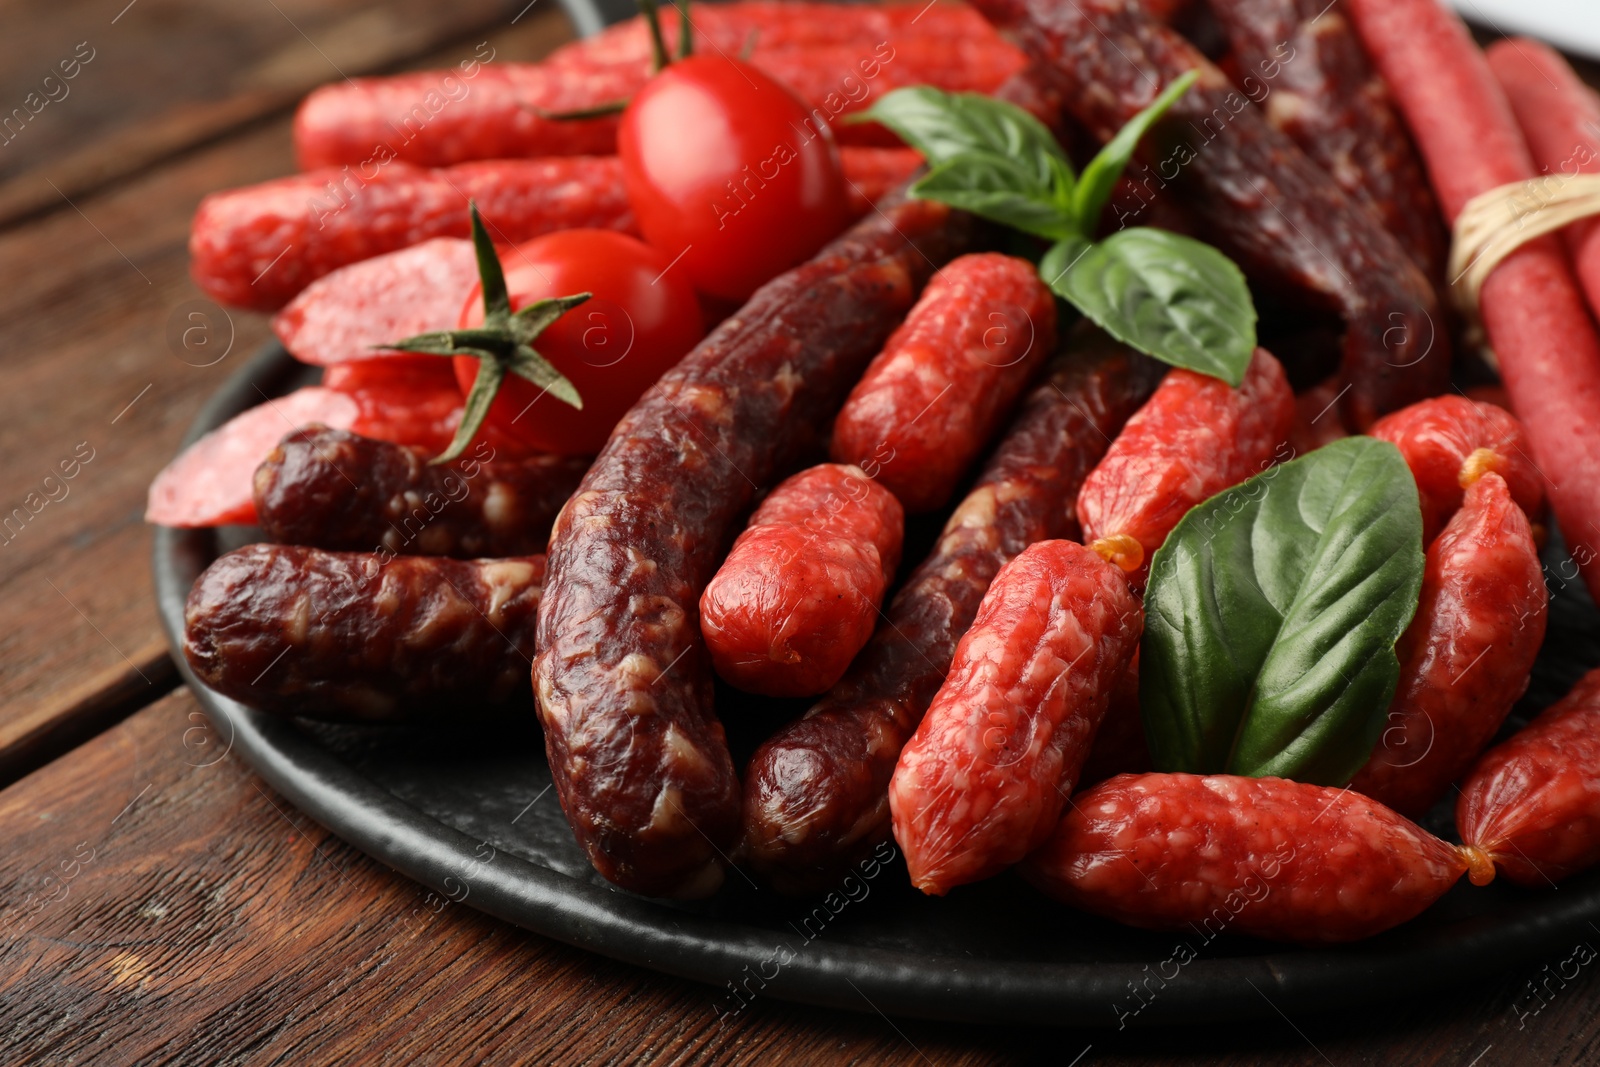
[852,87,1071,195]
[1044,227,1255,385]
[1140,437,1426,786]
[912,155,1076,240]
[1072,71,1198,234]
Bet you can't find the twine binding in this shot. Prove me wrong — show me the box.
[1449,173,1600,313]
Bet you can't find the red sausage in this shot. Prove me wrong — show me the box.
[701,464,903,697]
[888,539,1142,895]
[191,158,634,310]
[294,64,635,171]
[1349,473,1547,818]
[1077,348,1295,588]
[272,238,480,366]
[1347,0,1600,607]
[147,388,360,527]
[1370,395,1544,545]
[1459,668,1600,887]
[251,150,919,330]
[830,253,1056,512]
[1487,39,1600,332]
[545,3,1018,70]
[300,7,1024,168]
[1025,773,1474,943]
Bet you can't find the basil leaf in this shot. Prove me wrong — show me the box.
[912,155,1075,240]
[1141,437,1426,786]
[852,87,1071,194]
[1072,71,1198,234]
[1045,227,1255,386]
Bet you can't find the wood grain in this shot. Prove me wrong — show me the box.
[3,688,1600,1067]
[0,7,579,785]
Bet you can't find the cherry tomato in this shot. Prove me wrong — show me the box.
[453,229,703,455]
[618,54,851,303]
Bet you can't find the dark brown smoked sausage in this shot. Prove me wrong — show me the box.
[970,0,1448,429]
[184,544,543,721]
[1205,0,1447,280]
[253,426,589,558]
[532,195,989,899]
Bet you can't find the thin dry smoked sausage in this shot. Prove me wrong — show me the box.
[739,330,1162,893]
[830,252,1056,512]
[1206,0,1447,279]
[701,464,902,697]
[1076,347,1295,589]
[253,427,588,558]
[1458,668,1600,887]
[970,0,1448,429]
[1349,473,1546,818]
[1370,395,1543,546]
[888,539,1142,895]
[1024,773,1474,942]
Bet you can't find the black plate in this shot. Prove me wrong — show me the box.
[155,339,1600,1028]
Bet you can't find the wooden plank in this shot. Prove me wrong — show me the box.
[0,686,1597,1066]
[0,0,535,229]
[0,690,1004,1066]
[0,8,579,785]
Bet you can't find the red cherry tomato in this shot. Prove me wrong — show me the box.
[453,229,703,455]
[618,54,851,303]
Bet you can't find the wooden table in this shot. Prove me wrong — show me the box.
[4,2,1599,1063]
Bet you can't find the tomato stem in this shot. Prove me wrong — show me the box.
[637,0,671,72]
[380,202,590,464]
[677,0,693,59]
[532,99,630,122]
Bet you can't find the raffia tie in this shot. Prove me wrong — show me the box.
[1449,173,1600,314]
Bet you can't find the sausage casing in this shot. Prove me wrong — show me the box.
[830,252,1056,512]
[253,426,589,557]
[701,464,902,697]
[184,544,543,721]
[888,539,1143,895]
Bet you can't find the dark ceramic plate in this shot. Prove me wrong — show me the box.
[154,341,1600,1028]
[152,0,1600,1026]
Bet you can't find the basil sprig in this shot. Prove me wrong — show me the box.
[855,74,1257,386]
[1140,437,1426,786]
